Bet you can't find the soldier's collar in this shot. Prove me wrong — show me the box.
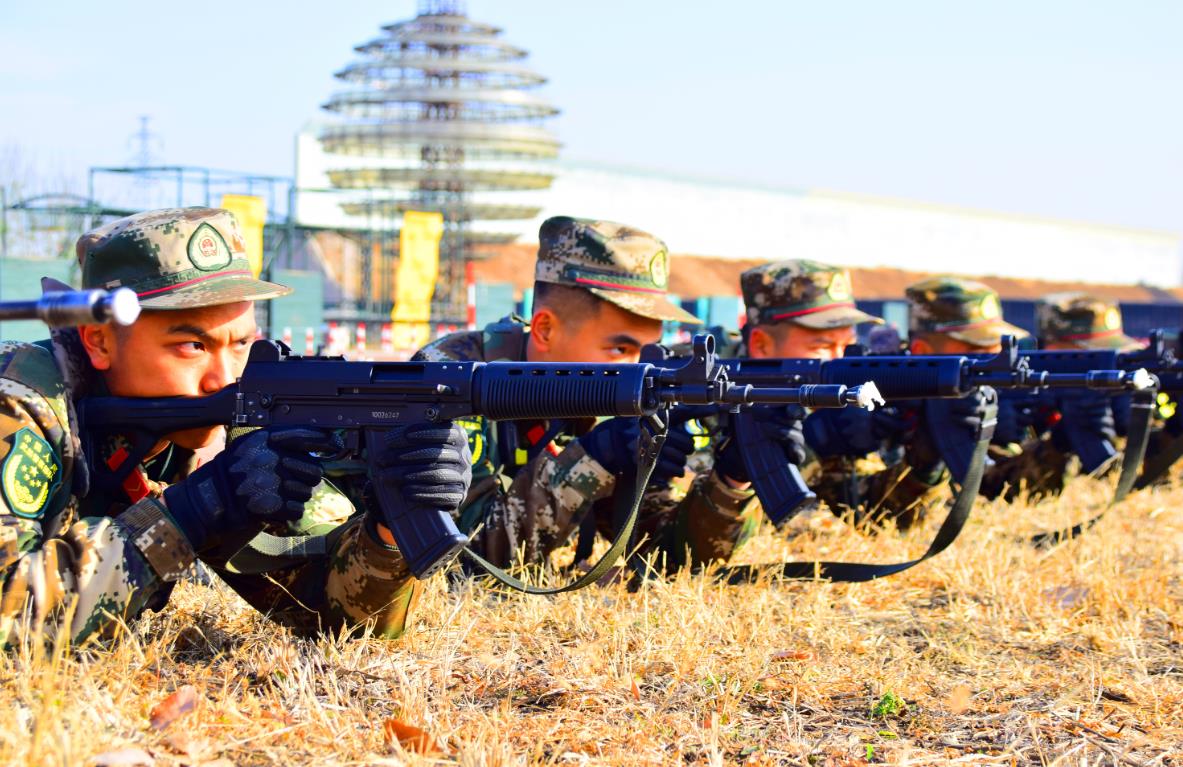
[480,314,530,362]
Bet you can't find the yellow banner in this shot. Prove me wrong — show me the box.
[392,210,443,351]
[220,194,267,278]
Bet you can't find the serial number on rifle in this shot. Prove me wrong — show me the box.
[371,411,402,420]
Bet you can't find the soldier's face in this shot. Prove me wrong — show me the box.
[529,300,663,363]
[748,323,855,361]
[81,301,257,449]
[910,334,1003,355]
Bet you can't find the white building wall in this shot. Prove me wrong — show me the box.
[295,129,1183,287]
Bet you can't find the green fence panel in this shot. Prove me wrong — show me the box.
[267,269,325,350]
[475,282,515,327]
[0,258,76,342]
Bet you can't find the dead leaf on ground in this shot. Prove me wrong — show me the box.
[630,677,641,701]
[639,660,676,678]
[947,684,972,714]
[770,649,813,662]
[1043,584,1089,609]
[1100,686,1134,703]
[758,675,790,691]
[260,707,297,725]
[383,717,443,754]
[92,747,155,767]
[149,685,198,731]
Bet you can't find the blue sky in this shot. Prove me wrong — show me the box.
[2,0,1180,232]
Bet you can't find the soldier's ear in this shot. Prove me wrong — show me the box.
[78,323,116,371]
[747,325,774,358]
[530,307,559,352]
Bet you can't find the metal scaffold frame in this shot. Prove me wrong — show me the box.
[3,164,410,329]
[319,0,560,323]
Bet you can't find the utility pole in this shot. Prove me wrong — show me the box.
[129,116,162,168]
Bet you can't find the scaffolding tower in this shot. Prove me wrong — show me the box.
[319,0,560,322]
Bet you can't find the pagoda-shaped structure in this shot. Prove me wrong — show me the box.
[320,0,560,321]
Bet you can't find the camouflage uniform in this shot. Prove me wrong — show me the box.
[1,208,417,647]
[904,277,1068,503]
[729,262,945,530]
[413,216,734,570]
[1031,293,1145,493]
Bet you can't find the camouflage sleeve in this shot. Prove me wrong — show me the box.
[979,437,1071,503]
[860,457,950,530]
[0,381,191,647]
[467,440,616,568]
[810,454,949,530]
[643,468,761,571]
[211,480,420,639]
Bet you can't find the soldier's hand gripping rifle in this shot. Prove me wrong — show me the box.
[1106,329,1183,488]
[721,336,1151,487]
[0,288,140,327]
[736,336,1154,550]
[637,343,884,528]
[995,345,1158,482]
[679,338,1149,583]
[79,334,879,588]
[649,338,1064,526]
[645,341,1051,584]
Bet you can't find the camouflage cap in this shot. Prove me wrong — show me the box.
[1037,292,1138,350]
[534,216,700,324]
[77,207,290,309]
[740,260,882,329]
[906,276,1028,347]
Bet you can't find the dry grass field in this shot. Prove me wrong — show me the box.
[2,478,1180,766]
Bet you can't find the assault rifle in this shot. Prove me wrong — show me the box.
[0,288,140,327]
[692,336,1151,522]
[79,334,879,587]
[988,342,1163,477]
[641,337,1154,582]
[1082,329,1183,488]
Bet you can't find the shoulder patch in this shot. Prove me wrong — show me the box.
[2,427,62,519]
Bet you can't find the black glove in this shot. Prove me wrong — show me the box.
[1109,393,1132,438]
[651,425,695,485]
[992,396,1024,446]
[910,389,990,474]
[164,427,335,554]
[578,417,639,476]
[579,416,694,487]
[715,405,807,483]
[368,421,472,538]
[1052,392,1117,451]
[803,406,906,458]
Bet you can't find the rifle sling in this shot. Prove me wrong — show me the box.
[1030,386,1156,547]
[460,419,666,594]
[718,399,998,584]
[224,531,330,574]
[1133,433,1183,491]
[1133,410,1183,491]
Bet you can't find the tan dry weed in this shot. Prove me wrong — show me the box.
[1,476,1180,766]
